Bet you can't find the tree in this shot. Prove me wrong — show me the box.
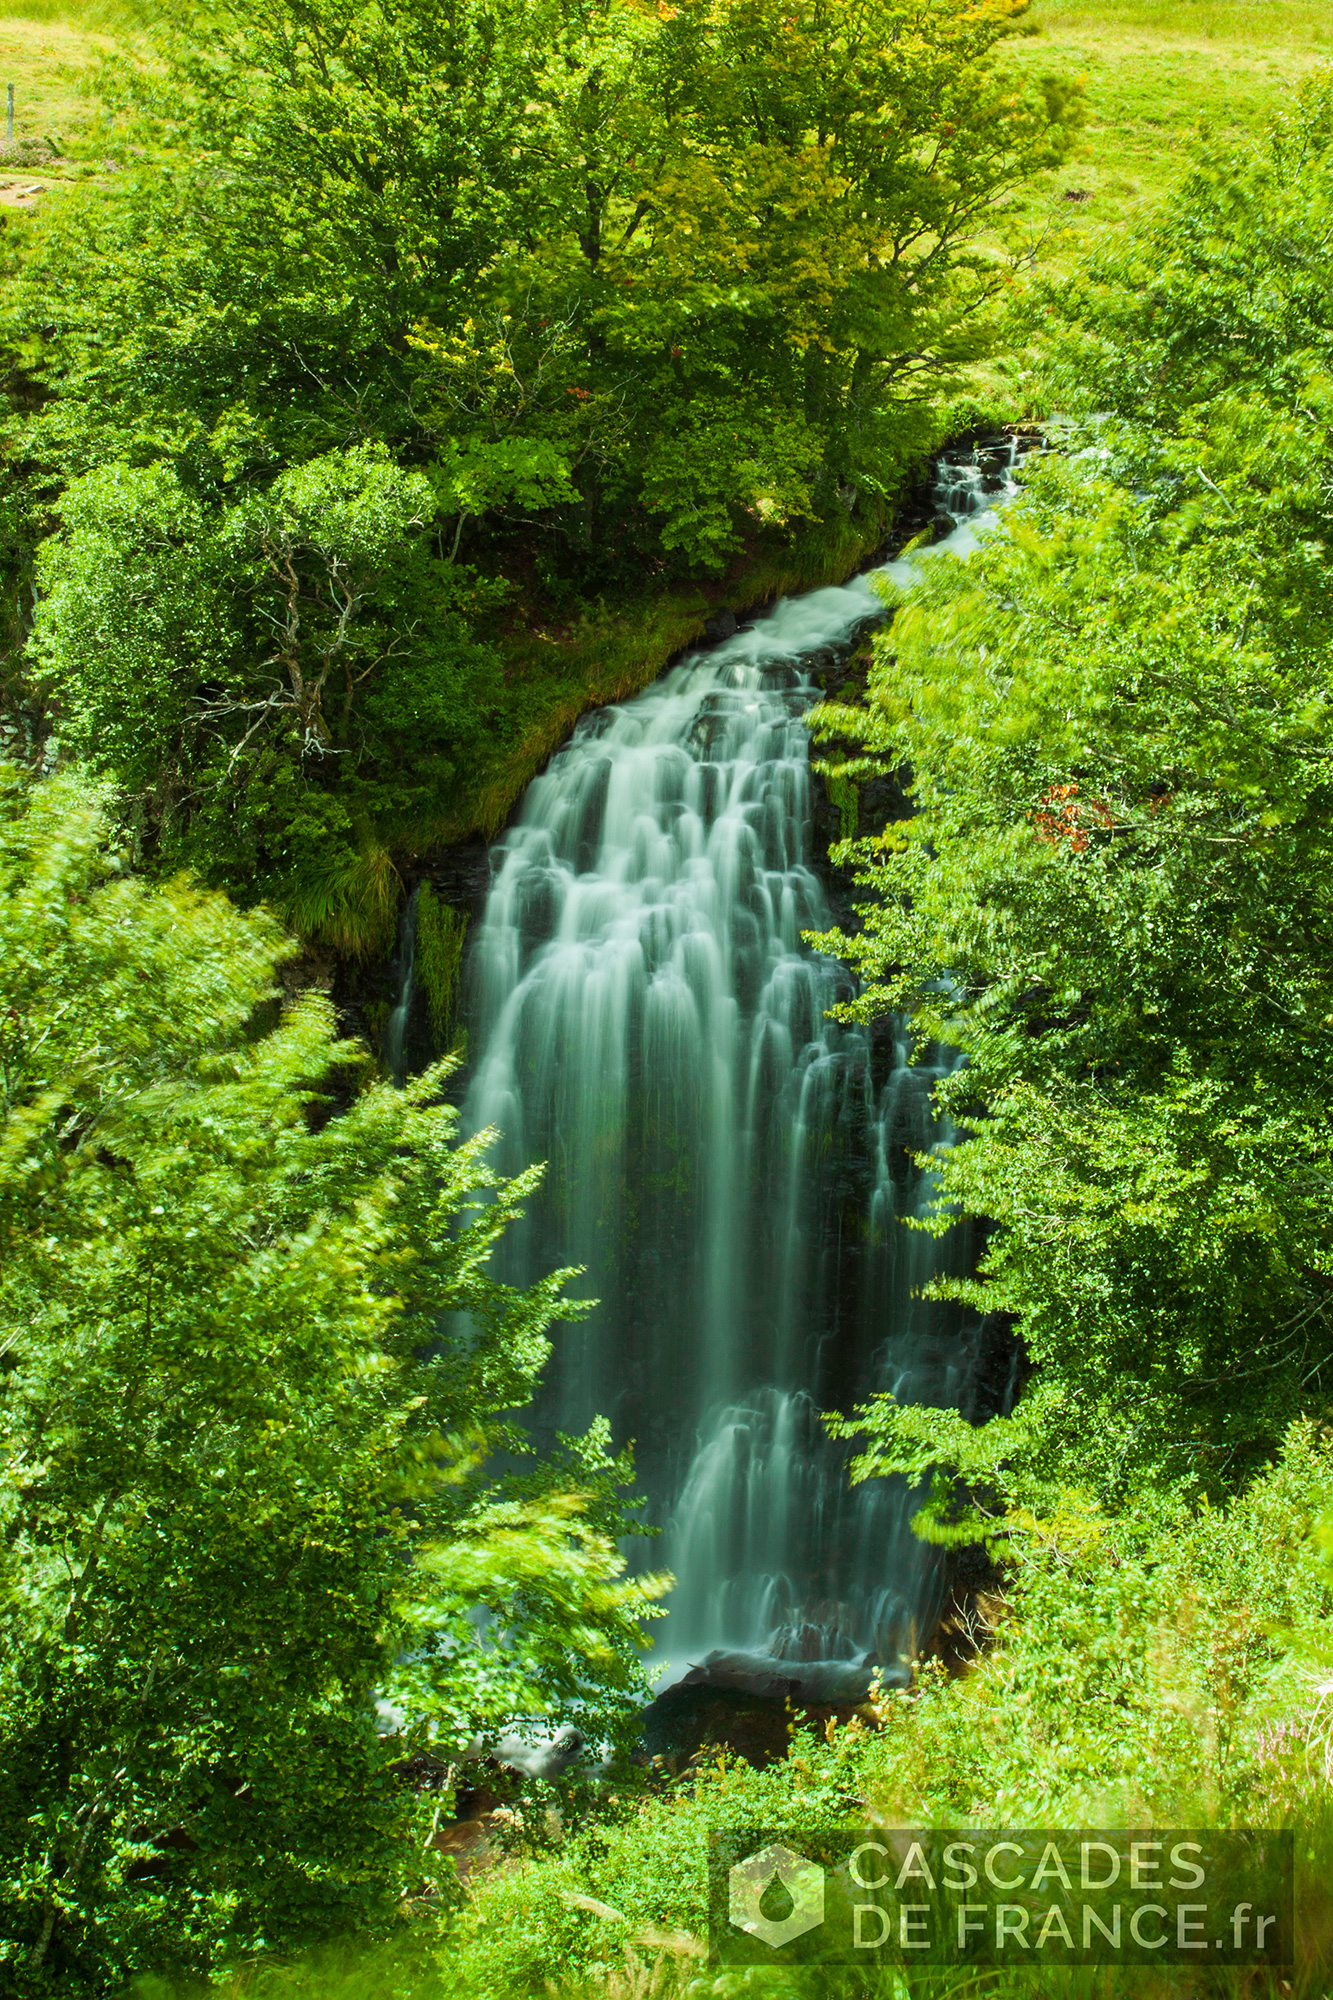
[28,446,504,949]
[0,0,1081,932]
[407,0,1085,568]
[7,0,1080,565]
[813,74,1333,1514]
[0,769,664,1992]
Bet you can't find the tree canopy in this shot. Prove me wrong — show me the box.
[1,0,1080,939]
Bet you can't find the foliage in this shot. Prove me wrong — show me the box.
[12,0,1080,549]
[0,0,1079,915]
[415,885,469,1046]
[442,1425,1333,1995]
[0,769,666,1992]
[7,24,1332,2000]
[25,445,503,945]
[811,71,1333,1508]
[859,1425,1333,1829]
[280,838,405,964]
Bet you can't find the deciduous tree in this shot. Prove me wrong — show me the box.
[0,769,664,1991]
[815,76,1333,1511]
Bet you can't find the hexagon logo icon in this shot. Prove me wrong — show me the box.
[728,1841,825,1949]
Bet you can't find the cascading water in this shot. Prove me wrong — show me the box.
[462,440,1024,1688]
[385,883,421,1086]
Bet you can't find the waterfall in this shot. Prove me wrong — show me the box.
[461,440,1023,1683]
[385,883,421,1086]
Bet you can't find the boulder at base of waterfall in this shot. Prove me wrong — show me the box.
[703,608,738,643]
[678,1649,910,1705]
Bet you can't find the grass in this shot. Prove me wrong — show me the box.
[447,502,898,846]
[171,1818,1333,2000]
[0,1,120,172]
[1014,0,1331,257]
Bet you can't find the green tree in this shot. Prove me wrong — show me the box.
[8,0,1079,560]
[0,0,1080,923]
[29,445,503,947]
[406,0,1084,569]
[0,769,664,1991]
[813,75,1333,1511]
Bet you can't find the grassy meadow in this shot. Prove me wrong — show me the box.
[0,0,118,185]
[1017,0,1331,250]
[1,0,1327,223]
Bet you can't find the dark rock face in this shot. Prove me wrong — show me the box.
[641,1682,797,1768]
[961,1310,1028,1425]
[703,608,739,643]
[422,836,495,924]
[640,1654,911,1770]
[803,632,911,936]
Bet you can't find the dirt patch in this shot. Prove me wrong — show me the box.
[0,175,47,208]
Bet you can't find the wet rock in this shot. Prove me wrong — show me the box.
[424,837,494,922]
[676,1648,909,1705]
[642,1683,794,1767]
[959,1310,1028,1425]
[704,608,739,643]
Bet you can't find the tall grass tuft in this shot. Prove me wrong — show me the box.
[282,841,402,959]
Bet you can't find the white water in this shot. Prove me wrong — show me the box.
[462,442,1022,1682]
[385,884,420,1086]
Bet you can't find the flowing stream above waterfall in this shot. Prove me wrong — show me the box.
[456,441,1025,1689]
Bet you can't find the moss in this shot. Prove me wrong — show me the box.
[825,771,860,842]
[415,884,469,1045]
[423,496,907,852]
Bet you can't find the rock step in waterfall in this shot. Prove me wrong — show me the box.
[456,436,1029,1702]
